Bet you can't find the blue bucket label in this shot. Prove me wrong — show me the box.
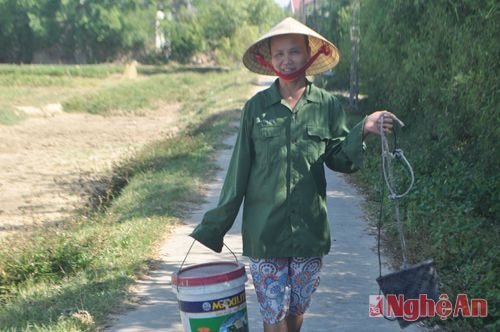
[179,290,246,313]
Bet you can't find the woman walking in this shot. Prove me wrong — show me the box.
[191,17,398,332]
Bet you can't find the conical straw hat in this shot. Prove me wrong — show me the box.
[242,17,340,76]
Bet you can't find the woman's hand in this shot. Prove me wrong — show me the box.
[363,110,404,138]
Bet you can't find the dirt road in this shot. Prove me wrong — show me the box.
[0,106,180,236]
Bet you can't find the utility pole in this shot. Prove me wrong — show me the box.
[313,0,318,31]
[349,0,360,112]
[300,0,306,23]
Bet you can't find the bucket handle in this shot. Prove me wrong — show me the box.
[178,239,239,274]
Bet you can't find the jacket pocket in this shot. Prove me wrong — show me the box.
[254,124,283,165]
[306,126,331,161]
[306,126,331,141]
[260,125,282,138]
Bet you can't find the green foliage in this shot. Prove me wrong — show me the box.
[0,0,285,65]
[0,0,156,63]
[197,0,247,49]
[163,0,285,65]
[353,0,499,330]
[246,0,288,28]
[216,24,260,66]
[164,8,205,63]
[306,0,351,89]
[0,0,35,63]
[224,0,286,65]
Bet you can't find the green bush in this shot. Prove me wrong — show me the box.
[353,1,499,330]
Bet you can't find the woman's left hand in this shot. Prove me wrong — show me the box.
[363,110,404,138]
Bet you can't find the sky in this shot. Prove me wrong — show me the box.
[273,0,290,8]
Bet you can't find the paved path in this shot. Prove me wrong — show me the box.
[106,82,427,332]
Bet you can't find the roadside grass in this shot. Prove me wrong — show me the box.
[0,64,124,79]
[0,64,230,125]
[0,67,254,331]
[0,64,126,124]
[62,67,234,116]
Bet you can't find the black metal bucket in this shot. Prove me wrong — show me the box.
[376,259,439,328]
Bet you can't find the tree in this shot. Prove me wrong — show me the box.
[0,0,285,64]
[0,0,156,63]
[305,0,351,90]
[165,6,204,62]
[0,0,35,63]
[246,0,287,33]
[196,0,248,49]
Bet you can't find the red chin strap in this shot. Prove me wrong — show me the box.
[254,44,331,81]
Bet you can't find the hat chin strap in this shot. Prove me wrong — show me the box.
[255,44,331,81]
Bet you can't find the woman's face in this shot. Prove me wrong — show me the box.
[270,34,310,76]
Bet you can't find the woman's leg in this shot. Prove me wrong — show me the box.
[249,258,290,328]
[263,320,288,332]
[287,257,323,331]
[262,313,303,332]
[249,256,322,331]
[286,314,304,331]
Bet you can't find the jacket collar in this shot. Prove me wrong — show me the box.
[264,78,321,107]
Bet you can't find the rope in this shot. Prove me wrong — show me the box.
[378,116,415,268]
[377,115,415,321]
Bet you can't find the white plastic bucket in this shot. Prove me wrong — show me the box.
[171,261,249,332]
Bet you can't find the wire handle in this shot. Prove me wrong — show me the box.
[175,240,240,293]
[178,239,239,274]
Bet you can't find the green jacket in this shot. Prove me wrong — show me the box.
[190,79,365,258]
